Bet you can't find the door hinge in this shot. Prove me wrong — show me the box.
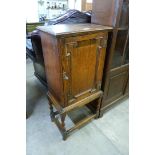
[66,52,70,57]
[63,72,69,80]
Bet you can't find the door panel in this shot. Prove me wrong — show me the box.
[105,66,128,104]
[71,39,97,97]
[107,72,127,99]
[63,34,107,104]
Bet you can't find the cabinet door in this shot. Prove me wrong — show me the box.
[62,33,108,104]
[104,66,128,104]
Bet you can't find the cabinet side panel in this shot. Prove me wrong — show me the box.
[91,0,119,27]
[40,32,63,105]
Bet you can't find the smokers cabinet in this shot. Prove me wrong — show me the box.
[38,24,112,140]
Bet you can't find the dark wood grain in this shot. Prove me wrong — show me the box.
[91,0,129,118]
[38,24,112,140]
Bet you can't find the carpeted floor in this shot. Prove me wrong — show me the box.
[26,58,129,155]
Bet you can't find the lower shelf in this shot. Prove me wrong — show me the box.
[48,90,103,140]
[66,113,96,133]
[50,104,97,140]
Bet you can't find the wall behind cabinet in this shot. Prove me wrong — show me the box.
[26,0,83,22]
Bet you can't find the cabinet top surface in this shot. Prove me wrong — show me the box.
[37,24,113,37]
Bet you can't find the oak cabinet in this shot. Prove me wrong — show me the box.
[37,24,112,139]
[91,0,129,117]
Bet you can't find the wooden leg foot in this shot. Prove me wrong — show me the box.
[47,95,55,122]
[61,113,67,140]
[61,113,66,129]
[95,96,102,119]
[62,132,68,140]
[49,104,55,122]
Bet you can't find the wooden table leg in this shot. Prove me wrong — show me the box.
[60,113,67,140]
[49,104,55,122]
[48,96,55,122]
[95,95,103,119]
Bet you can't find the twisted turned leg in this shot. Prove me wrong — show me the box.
[60,113,67,140]
[95,95,103,118]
